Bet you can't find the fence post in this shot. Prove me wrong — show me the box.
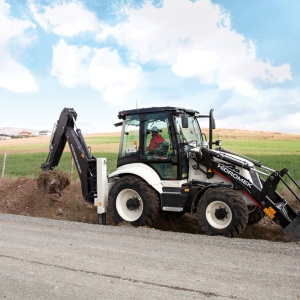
[1,153,7,178]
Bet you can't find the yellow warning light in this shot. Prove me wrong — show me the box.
[208,169,212,173]
[268,206,276,215]
[184,189,190,193]
[98,202,102,206]
[263,207,275,219]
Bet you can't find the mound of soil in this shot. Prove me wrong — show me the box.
[0,177,98,223]
[37,170,71,194]
[0,176,297,242]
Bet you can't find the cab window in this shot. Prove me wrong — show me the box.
[175,115,201,146]
[144,112,173,159]
[119,114,140,159]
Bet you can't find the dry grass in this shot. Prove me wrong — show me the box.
[207,128,300,141]
[1,129,299,155]
[0,134,120,154]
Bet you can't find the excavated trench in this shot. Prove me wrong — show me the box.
[0,171,297,242]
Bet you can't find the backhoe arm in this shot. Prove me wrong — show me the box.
[41,108,77,170]
[41,108,97,203]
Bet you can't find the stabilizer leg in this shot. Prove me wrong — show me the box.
[98,213,106,225]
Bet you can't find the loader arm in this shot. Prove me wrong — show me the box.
[41,108,97,203]
[196,147,300,241]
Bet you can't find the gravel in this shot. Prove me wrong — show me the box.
[1,213,300,299]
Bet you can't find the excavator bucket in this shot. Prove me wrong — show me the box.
[283,215,300,242]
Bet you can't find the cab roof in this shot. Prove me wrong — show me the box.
[118,106,199,119]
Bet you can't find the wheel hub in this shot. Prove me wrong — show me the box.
[205,201,233,229]
[126,197,140,211]
[215,207,228,220]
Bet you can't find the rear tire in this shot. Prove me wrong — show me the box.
[197,187,248,237]
[108,176,160,227]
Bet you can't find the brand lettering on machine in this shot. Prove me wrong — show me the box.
[217,163,252,188]
[70,143,82,174]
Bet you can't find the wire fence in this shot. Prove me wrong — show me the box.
[1,153,76,181]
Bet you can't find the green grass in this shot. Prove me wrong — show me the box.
[218,140,300,180]
[84,135,120,144]
[221,140,300,155]
[1,136,299,184]
[0,152,118,179]
[0,153,47,178]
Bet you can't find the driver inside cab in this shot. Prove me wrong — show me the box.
[146,126,165,151]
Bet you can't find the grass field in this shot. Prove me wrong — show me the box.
[0,131,300,185]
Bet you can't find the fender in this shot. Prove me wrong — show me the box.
[109,163,163,194]
[191,182,233,213]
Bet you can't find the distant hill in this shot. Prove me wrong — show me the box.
[0,127,40,136]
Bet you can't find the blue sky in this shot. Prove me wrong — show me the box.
[1,0,299,134]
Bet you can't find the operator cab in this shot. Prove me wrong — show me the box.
[117,107,206,180]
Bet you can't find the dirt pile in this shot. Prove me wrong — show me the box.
[1,176,296,242]
[0,177,97,223]
[37,170,71,194]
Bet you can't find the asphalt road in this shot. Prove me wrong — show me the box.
[0,213,300,300]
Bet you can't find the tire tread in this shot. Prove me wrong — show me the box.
[197,187,248,237]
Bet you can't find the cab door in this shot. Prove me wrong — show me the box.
[117,114,140,166]
[141,112,178,180]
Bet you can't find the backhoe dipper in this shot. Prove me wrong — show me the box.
[41,107,300,241]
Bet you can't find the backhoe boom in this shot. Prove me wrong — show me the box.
[41,108,97,203]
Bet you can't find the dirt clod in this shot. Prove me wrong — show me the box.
[37,170,70,194]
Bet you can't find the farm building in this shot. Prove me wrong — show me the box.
[0,134,11,140]
[19,131,32,137]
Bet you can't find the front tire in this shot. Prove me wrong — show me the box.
[248,206,265,224]
[197,187,248,237]
[108,176,160,227]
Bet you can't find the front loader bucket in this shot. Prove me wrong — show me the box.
[283,215,300,242]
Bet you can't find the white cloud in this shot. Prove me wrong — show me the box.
[213,86,300,133]
[218,111,300,134]
[51,40,91,87]
[100,0,292,97]
[29,1,100,37]
[0,0,38,93]
[0,50,38,93]
[89,48,142,104]
[0,1,35,45]
[51,40,142,103]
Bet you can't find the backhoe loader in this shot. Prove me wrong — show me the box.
[41,107,300,241]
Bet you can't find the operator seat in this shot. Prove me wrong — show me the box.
[155,141,169,156]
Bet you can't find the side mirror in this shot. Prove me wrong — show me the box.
[209,109,216,149]
[209,109,216,130]
[181,115,189,128]
[214,140,221,147]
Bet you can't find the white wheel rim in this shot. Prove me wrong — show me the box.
[206,201,232,229]
[116,189,143,222]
